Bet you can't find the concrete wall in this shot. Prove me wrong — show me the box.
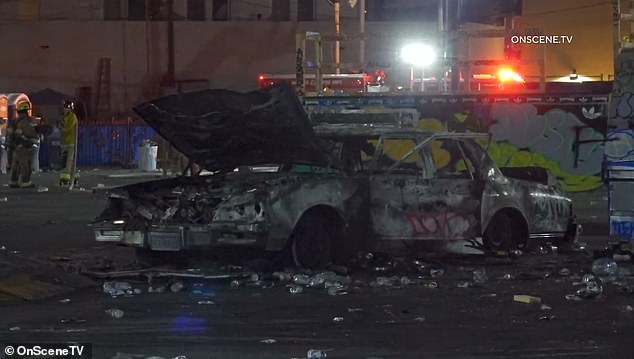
[517,0,614,81]
[0,0,362,21]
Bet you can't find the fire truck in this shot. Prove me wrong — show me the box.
[258,59,532,95]
[258,69,389,94]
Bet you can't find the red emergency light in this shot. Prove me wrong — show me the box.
[496,68,524,83]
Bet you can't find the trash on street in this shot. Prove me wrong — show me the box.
[307,349,328,359]
[592,258,618,282]
[105,308,125,319]
[513,295,542,304]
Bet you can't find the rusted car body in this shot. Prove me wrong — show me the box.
[93,84,578,268]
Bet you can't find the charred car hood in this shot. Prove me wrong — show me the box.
[133,84,333,171]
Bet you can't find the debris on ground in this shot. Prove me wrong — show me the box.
[457,281,471,288]
[513,295,542,304]
[565,294,583,301]
[196,300,216,305]
[538,315,556,321]
[307,349,328,359]
[574,274,603,299]
[289,285,304,294]
[592,257,618,282]
[169,281,185,293]
[559,268,571,276]
[103,281,134,296]
[105,308,125,319]
[429,267,445,278]
[473,268,488,284]
[260,338,277,344]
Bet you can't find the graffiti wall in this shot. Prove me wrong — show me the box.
[605,49,634,240]
[307,93,609,192]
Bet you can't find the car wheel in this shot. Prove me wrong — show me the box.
[291,214,332,269]
[484,211,529,252]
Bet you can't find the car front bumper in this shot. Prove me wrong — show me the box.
[94,222,270,251]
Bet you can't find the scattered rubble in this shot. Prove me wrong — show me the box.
[196,300,216,305]
[559,268,571,276]
[591,257,618,282]
[307,349,328,359]
[103,281,133,296]
[473,268,488,284]
[105,308,125,319]
[513,295,542,304]
[538,315,556,321]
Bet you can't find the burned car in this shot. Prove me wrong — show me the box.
[93,84,579,268]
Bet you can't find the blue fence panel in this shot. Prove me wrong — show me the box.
[77,125,157,167]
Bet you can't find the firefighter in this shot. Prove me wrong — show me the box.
[8,102,39,188]
[59,100,79,186]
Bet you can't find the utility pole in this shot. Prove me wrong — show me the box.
[359,0,365,68]
[448,0,459,92]
[334,0,341,74]
[144,0,151,74]
[438,0,446,91]
[165,0,175,86]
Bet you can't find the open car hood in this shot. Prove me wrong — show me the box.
[133,84,333,171]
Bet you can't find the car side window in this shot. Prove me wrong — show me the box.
[430,139,474,179]
[374,138,425,175]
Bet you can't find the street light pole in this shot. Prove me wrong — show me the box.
[359,0,365,67]
[334,0,341,74]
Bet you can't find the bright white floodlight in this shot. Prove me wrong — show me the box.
[401,43,436,67]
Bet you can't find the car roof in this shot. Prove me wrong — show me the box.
[313,123,490,140]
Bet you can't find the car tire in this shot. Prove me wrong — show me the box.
[291,214,332,269]
[484,211,529,252]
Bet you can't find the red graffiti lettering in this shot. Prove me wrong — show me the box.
[407,212,476,237]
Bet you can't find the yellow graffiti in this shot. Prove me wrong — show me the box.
[454,112,468,123]
[382,139,421,162]
[485,141,602,192]
[419,118,444,132]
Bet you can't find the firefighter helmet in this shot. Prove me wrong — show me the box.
[16,102,31,113]
[63,100,75,110]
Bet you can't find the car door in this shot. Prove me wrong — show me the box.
[410,137,482,240]
[368,135,431,241]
